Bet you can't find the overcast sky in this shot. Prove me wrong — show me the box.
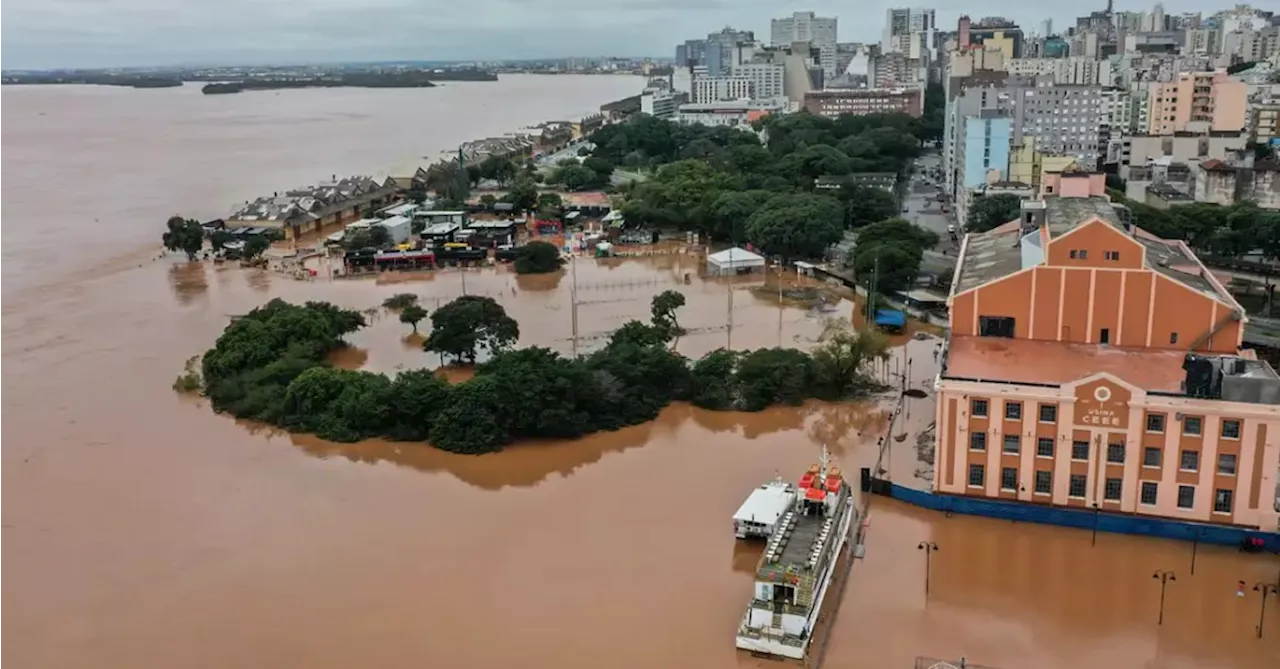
[2,1,1213,70]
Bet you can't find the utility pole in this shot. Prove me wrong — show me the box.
[571,254,580,358]
[726,246,735,351]
[776,260,784,347]
[1251,581,1279,639]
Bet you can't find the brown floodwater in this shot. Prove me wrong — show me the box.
[4,81,1279,669]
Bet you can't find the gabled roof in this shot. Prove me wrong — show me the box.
[951,196,1237,305]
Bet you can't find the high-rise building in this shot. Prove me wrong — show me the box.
[968,17,1024,59]
[1146,70,1247,134]
[771,11,838,78]
[691,76,753,104]
[732,62,786,102]
[883,7,936,60]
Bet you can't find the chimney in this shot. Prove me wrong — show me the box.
[958,15,972,49]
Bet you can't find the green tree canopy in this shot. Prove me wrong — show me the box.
[423,295,520,363]
[966,194,1023,233]
[514,240,563,274]
[162,216,205,260]
[399,304,428,332]
[745,193,845,259]
[849,218,938,293]
[840,185,899,228]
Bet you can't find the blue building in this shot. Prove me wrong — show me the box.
[959,112,1012,190]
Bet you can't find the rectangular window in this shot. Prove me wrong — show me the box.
[1140,481,1158,505]
[1099,328,1111,344]
[978,316,1016,338]
[1003,435,1021,454]
[1169,332,1178,344]
[968,463,985,487]
[1104,250,1121,261]
[1104,478,1122,501]
[1078,249,1088,259]
[1070,249,1078,259]
[1183,416,1202,436]
[1217,453,1237,475]
[1107,443,1125,464]
[1214,488,1234,513]
[1180,450,1199,471]
[1143,447,1162,467]
[1221,419,1241,440]
[1036,437,1054,457]
[1038,404,1057,423]
[1072,440,1090,461]
[1005,402,1022,421]
[1177,485,1195,509]
[1146,413,1165,433]
[1034,470,1052,494]
[970,399,988,417]
[1001,467,1018,491]
[1069,474,1088,498]
[970,432,987,451]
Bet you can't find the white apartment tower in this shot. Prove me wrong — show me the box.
[772,11,838,78]
[692,76,753,104]
[882,8,936,61]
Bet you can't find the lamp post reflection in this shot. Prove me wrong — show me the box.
[917,541,939,601]
[1152,570,1176,625]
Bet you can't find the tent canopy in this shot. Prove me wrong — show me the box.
[707,247,765,269]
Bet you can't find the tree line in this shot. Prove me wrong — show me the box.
[190,295,891,454]
[588,111,936,265]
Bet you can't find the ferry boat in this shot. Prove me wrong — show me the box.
[732,476,797,539]
[734,447,856,660]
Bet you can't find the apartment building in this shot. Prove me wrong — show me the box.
[692,76,752,104]
[1007,57,1115,86]
[883,7,936,60]
[640,88,683,120]
[1195,158,1280,209]
[1119,130,1248,181]
[675,100,785,128]
[1146,70,1248,135]
[936,189,1279,532]
[954,111,1014,225]
[803,87,923,119]
[732,62,786,102]
[1251,99,1280,145]
[771,12,838,78]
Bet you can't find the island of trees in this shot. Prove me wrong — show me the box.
[202,72,444,94]
[2,72,182,88]
[186,295,891,454]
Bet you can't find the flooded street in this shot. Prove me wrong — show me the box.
[4,81,1279,669]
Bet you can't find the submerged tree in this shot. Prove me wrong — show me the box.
[423,295,519,363]
[382,293,419,310]
[650,290,687,337]
[809,318,890,399]
[162,216,205,260]
[399,304,428,332]
[514,240,562,274]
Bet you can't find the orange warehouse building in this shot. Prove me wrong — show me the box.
[935,194,1280,531]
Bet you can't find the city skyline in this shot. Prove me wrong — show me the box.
[3,0,1222,70]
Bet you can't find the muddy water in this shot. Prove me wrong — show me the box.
[4,85,1279,669]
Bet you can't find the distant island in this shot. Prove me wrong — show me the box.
[202,69,496,95]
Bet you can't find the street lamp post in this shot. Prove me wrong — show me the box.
[1252,581,1280,639]
[1190,526,1203,575]
[1152,570,1176,625]
[1091,502,1100,547]
[917,541,939,601]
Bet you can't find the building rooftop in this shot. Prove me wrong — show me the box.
[953,196,1233,304]
[945,335,1190,391]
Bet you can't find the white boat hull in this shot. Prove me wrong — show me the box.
[734,496,855,660]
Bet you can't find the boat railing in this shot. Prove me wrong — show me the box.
[737,624,807,647]
[747,599,809,616]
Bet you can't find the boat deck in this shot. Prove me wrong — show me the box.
[776,511,825,568]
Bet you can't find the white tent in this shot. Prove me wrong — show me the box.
[707,247,766,276]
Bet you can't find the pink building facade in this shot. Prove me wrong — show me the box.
[1146,70,1247,135]
[935,193,1280,532]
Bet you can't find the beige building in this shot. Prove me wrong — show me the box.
[1146,70,1247,135]
[936,188,1280,531]
[1194,158,1280,209]
[1119,131,1248,181]
[1009,137,1080,189]
[1251,99,1279,145]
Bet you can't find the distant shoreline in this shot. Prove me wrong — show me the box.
[2,68,499,92]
